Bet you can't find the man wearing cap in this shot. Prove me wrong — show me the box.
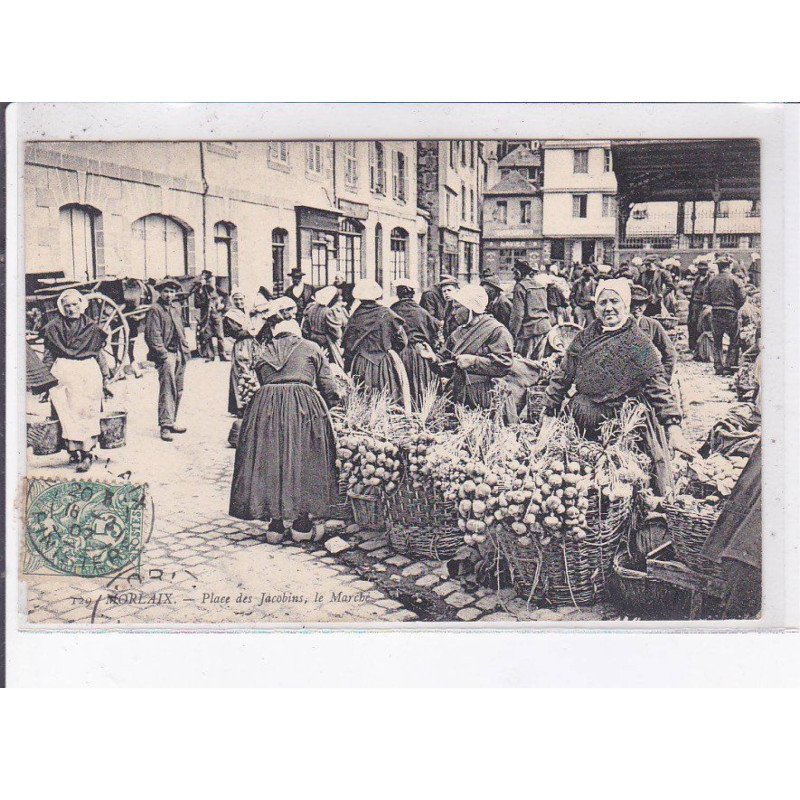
[638,256,674,317]
[332,272,355,310]
[191,270,227,362]
[285,267,315,320]
[702,254,746,374]
[420,275,459,323]
[419,284,514,416]
[630,285,677,382]
[301,285,347,368]
[508,259,551,358]
[342,279,409,405]
[144,279,191,441]
[688,261,712,354]
[480,271,512,330]
[748,252,761,288]
[391,279,441,406]
[571,267,598,328]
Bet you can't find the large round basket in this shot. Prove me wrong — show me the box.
[609,550,683,619]
[384,476,463,561]
[27,417,62,455]
[663,501,722,578]
[348,489,385,531]
[543,493,631,606]
[491,524,542,601]
[99,411,127,449]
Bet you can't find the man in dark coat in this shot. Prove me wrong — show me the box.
[703,255,746,374]
[285,267,316,320]
[571,267,597,327]
[144,279,191,441]
[687,262,711,353]
[191,270,227,362]
[630,285,678,382]
[480,271,512,330]
[420,275,459,322]
[391,279,441,407]
[639,256,675,317]
[508,260,551,358]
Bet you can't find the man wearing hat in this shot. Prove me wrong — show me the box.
[508,259,551,358]
[391,278,441,406]
[688,260,712,354]
[571,266,598,327]
[639,256,674,317]
[630,285,677,382]
[420,275,459,325]
[480,271,512,330]
[285,267,315,320]
[144,279,191,441]
[702,254,746,374]
[342,279,409,405]
[748,252,761,288]
[191,270,228,362]
[301,285,347,368]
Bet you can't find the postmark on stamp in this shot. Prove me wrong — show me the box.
[25,478,151,578]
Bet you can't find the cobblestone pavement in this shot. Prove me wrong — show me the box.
[22,343,730,627]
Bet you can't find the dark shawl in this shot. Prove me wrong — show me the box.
[391,297,440,346]
[342,301,407,368]
[41,314,107,360]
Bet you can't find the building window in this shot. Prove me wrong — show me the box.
[520,201,532,224]
[499,247,528,271]
[470,141,475,168]
[603,148,612,172]
[751,234,761,248]
[449,141,456,168]
[461,241,475,282]
[748,200,761,217]
[131,214,191,279]
[344,142,358,188]
[375,224,383,285]
[572,194,588,218]
[369,142,386,195]
[268,142,290,166]
[213,221,238,286]
[495,200,508,224]
[461,184,467,220]
[305,231,336,286]
[390,227,409,282]
[715,202,730,219]
[272,229,288,295]
[445,189,457,228]
[573,149,589,174]
[59,204,103,281]
[718,234,739,248]
[339,218,364,284]
[602,195,616,217]
[470,189,475,222]
[306,142,323,173]
[392,150,407,202]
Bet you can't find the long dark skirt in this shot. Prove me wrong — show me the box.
[350,352,404,402]
[400,346,436,408]
[229,383,338,521]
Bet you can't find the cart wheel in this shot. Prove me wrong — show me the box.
[84,292,129,382]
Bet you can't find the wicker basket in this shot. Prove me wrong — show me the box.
[610,550,682,618]
[27,418,62,455]
[543,493,631,606]
[328,473,354,522]
[526,385,547,423]
[348,489,385,531]
[663,500,722,578]
[384,476,463,561]
[492,523,542,600]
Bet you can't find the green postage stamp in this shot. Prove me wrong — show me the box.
[25,478,150,578]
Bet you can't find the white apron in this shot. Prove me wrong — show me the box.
[49,357,103,446]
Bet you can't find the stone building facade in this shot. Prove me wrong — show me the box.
[417,141,485,288]
[24,140,426,302]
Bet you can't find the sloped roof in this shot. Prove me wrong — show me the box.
[484,171,538,196]
[498,144,541,168]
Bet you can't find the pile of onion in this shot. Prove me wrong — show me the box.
[335,433,402,496]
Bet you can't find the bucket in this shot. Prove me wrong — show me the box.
[27,417,62,455]
[99,411,127,449]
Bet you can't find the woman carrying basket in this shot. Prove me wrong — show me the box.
[541,279,696,493]
[41,288,110,472]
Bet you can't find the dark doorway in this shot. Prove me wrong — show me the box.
[581,240,595,263]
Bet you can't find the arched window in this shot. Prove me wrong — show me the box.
[131,214,192,279]
[339,218,364,284]
[272,228,288,295]
[390,227,409,282]
[59,204,103,281]
[374,223,383,286]
[213,221,238,288]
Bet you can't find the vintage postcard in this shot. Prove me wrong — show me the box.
[6,104,789,630]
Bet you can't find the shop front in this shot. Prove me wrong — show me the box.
[297,206,366,287]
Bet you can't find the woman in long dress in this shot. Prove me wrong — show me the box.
[229,319,342,543]
[41,288,109,472]
[227,295,268,416]
[342,279,409,406]
[542,279,696,493]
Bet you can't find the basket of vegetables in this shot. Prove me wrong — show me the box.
[610,549,683,618]
[662,494,722,578]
